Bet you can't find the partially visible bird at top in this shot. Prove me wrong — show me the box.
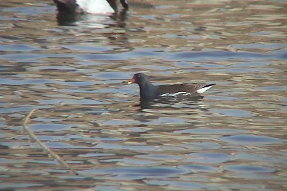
[53,0,128,15]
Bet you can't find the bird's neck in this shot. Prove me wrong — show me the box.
[139,81,156,99]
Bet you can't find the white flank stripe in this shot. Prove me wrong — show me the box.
[160,92,191,97]
[77,0,114,14]
[196,86,213,94]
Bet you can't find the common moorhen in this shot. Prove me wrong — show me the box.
[128,73,216,100]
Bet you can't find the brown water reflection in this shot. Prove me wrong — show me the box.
[1,0,287,190]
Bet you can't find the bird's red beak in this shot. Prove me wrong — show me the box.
[128,77,136,84]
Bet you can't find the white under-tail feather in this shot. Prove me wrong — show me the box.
[196,85,213,94]
[76,0,114,14]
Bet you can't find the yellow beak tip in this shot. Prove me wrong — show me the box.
[127,81,132,85]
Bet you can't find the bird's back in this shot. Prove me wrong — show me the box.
[157,83,208,95]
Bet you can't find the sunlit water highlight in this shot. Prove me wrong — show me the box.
[1,0,286,190]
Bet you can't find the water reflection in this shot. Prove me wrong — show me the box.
[1,0,287,190]
[138,95,205,110]
[56,9,128,27]
[82,166,189,179]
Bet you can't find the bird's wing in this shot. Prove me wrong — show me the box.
[157,83,207,94]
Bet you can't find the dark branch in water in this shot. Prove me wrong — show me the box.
[23,109,78,175]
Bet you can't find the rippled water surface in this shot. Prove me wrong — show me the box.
[1,0,287,190]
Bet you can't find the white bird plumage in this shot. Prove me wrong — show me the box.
[53,0,129,15]
[196,85,213,94]
[76,0,114,14]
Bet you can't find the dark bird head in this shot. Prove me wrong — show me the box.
[128,73,157,100]
[128,73,150,85]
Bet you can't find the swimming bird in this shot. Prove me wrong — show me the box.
[128,73,216,100]
[53,0,128,14]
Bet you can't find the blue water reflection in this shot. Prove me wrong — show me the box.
[0,0,286,190]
